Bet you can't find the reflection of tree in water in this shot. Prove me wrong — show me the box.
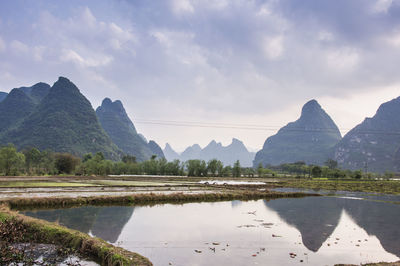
[265,197,400,257]
[264,197,342,252]
[24,206,135,244]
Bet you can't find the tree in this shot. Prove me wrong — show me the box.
[207,159,219,176]
[82,153,93,163]
[186,160,206,177]
[324,159,338,169]
[216,160,224,177]
[232,160,241,177]
[257,163,264,177]
[311,166,322,178]
[221,166,232,177]
[23,148,41,174]
[0,144,25,176]
[122,155,136,164]
[54,153,80,174]
[353,170,362,179]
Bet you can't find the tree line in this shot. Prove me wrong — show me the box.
[0,144,246,177]
[0,144,392,178]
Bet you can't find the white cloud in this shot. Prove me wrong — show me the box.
[33,46,46,62]
[0,37,6,53]
[10,40,29,55]
[385,30,400,47]
[80,7,97,28]
[171,0,194,15]
[318,30,334,42]
[60,49,113,67]
[262,35,284,60]
[325,47,360,72]
[371,0,393,13]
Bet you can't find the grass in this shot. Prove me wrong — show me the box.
[0,181,97,188]
[0,205,152,266]
[87,180,177,186]
[273,179,400,194]
[3,190,319,210]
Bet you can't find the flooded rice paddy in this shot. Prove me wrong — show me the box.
[23,192,400,266]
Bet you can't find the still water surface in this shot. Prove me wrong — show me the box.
[23,193,400,266]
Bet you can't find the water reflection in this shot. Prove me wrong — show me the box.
[23,194,400,266]
[24,206,134,243]
[265,196,400,257]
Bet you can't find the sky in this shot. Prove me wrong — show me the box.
[1,0,400,152]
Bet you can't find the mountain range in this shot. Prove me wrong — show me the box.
[2,76,400,172]
[163,139,255,167]
[0,77,163,161]
[254,97,400,173]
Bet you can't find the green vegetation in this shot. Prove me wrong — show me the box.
[96,98,159,161]
[0,88,36,135]
[0,77,120,160]
[4,191,318,210]
[274,179,400,194]
[257,160,392,179]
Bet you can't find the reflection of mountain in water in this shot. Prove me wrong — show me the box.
[342,199,400,257]
[91,206,134,243]
[264,197,342,252]
[265,197,400,257]
[24,206,134,243]
[231,200,242,208]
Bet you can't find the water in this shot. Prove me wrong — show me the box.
[22,194,400,266]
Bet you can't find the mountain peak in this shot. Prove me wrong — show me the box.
[50,76,80,96]
[100,98,125,113]
[165,143,173,149]
[102,98,113,106]
[0,88,36,134]
[301,99,322,116]
[232,138,243,145]
[57,76,71,83]
[8,88,27,98]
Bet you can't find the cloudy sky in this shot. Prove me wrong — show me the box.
[1,0,400,152]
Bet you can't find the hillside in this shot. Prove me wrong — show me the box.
[253,100,342,167]
[1,77,120,159]
[96,98,164,161]
[334,96,400,172]
[0,88,36,134]
[17,82,51,103]
[0,92,7,102]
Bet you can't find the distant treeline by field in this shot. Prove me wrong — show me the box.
[0,144,396,179]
